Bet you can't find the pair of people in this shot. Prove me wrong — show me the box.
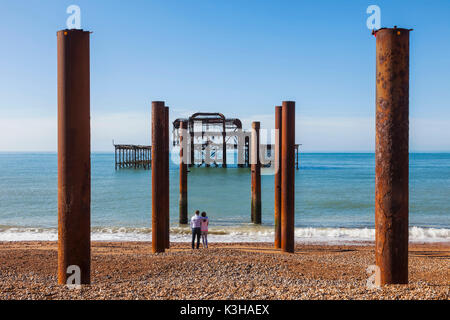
[190,210,209,249]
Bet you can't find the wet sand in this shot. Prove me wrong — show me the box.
[0,241,448,300]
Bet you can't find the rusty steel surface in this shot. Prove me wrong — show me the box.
[164,106,170,249]
[274,106,282,248]
[179,121,188,224]
[281,101,295,253]
[375,28,410,285]
[152,101,167,253]
[251,122,261,224]
[57,29,91,284]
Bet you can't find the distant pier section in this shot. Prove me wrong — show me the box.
[114,111,301,170]
[114,144,152,170]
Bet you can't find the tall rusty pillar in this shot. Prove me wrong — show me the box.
[374,27,411,285]
[274,106,282,248]
[281,101,295,253]
[251,122,261,224]
[57,29,91,285]
[222,121,227,168]
[179,121,188,224]
[152,101,167,253]
[164,106,170,249]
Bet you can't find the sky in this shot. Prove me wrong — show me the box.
[0,0,449,152]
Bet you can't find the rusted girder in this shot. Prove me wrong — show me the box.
[274,106,282,248]
[281,101,295,253]
[179,121,188,224]
[152,101,167,253]
[374,27,411,285]
[251,122,261,224]
[57,29,91,284]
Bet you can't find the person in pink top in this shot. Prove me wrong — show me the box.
[200,211,209,248]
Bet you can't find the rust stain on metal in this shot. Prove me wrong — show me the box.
[281,101,295,253]
[251,122,261,224]
[274,106,282,248]
[57,29,91,284]
[375,27,410,285]
[152,101,167,253]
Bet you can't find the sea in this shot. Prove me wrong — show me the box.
[0,152,448,244]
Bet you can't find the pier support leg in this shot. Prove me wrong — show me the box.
[251,122,261,224]
[274,106,282,248]
[57,29,91,285]
[115,147,117,170]
[152,101,168,253]
[375,28,410,285]
[179,121,188,224]
[164,106,170,249]
[281,101,295,253]
[222,121,227,168]
[190,127,195,167]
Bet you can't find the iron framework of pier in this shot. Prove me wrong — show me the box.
[113,112,301,170]
[114,144,152,169]
[172,112,247,168]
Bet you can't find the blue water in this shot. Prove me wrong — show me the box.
[0,153,448,242]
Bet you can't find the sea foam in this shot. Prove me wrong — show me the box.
[0,225,448,244]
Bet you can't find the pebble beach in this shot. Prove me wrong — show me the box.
[0,241,448,300]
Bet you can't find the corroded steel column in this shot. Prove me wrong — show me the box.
[152,101,167,253]
[281,101,295,253]
[57,29,91,284]
[179,121,188,224]
[251,122,261,224]
[274,106,282,248]
[375,27,410,285]
[164,106,170,249]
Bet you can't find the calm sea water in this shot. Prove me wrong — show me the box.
[0,152,448,243]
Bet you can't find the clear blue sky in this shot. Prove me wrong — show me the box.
[0,0,449,151]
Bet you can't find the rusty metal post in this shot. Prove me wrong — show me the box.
[179,121,188,224]
[164,106,170,249]
[152,101,167,253]
[274,106,282,248]
[375,27,410,285]
[57,29,91,285]
[281,101,295,253]
[251,122,261,224]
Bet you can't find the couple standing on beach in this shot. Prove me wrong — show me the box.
[190,210,209,249]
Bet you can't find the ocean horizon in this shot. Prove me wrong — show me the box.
[0,152,448,243]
